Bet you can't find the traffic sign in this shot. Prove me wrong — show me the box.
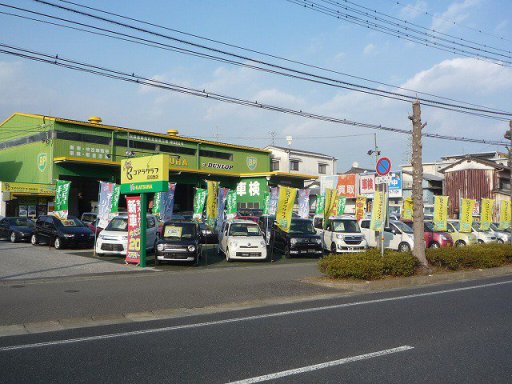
[376,157,392,176]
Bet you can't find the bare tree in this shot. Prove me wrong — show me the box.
[409,100,430,270]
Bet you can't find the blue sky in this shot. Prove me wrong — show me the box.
[1,0,511,171]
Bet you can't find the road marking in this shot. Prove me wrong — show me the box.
[1,279,511,352]
[225,345,414,384]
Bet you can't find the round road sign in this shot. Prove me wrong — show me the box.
[376,157,392,176]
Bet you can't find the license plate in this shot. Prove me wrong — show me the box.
[300,250,308,254]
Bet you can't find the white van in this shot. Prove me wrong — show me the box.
[218,219,267,261]
[314,216,367,254]
[359,219,414,252]
[96,214,159,256]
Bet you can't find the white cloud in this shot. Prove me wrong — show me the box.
[399,0,428,19]
[431,0,481,33]
[363,43,376,55]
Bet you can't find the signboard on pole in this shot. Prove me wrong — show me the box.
[359,173,376,197]
[120,154,169,194]
[388,172,403,198]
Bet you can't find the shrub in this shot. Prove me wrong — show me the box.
[382,251,417,277]
[426,244,510,270]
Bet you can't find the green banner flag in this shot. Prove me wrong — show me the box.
[110,184,121,214]
[192,188,207,222]
[225,190,237,219]
[262,191,270,215]
[54,180,71,219]
[315,194,325,215]
[336,196,346,216]
[152,189,162,216]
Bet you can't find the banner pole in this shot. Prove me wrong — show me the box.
[93,181,102,257]
[140,193,148,268]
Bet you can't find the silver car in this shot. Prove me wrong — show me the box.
[471,223,498,244]
[489,223,511,244]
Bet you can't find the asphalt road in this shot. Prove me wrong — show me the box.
[2,276,512,383]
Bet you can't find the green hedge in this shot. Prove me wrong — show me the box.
[319,244,512,280]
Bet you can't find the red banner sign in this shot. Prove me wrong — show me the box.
[125,196,141,264]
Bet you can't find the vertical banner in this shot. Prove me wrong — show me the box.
[323,188,338,227]
[480,198,494,231]
[433,195,449,231]
[315,193,325,216]
[262,191,270,215]
[269,187,279,216]
[161,182,176,223]
[370,190,385,230]
[206,181,220,227]
[336,196,346,216]
[355,195,367,221]
[192,188,208,222]
[225,190,238,220]
[54,180,71,220]
[125,196,141,265]
[499,200,511,230]
[216,187,229,232]
[110,184,121,215]
[459,198,476,233]
[152,190,162,216]
[297,189,310,219]
[276,186,297,233]
[400,197,413,221]
[98,181,114,228]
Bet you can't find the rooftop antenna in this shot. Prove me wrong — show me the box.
[286,135,293,147]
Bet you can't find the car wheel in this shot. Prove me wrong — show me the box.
[54,237,62,250]
[430,242,440,249]
[9,231,17,243]
[398,242,411,252]
[331,243,337,255]
[498,239,504,244]
[455,240,466,247]
[284,244,291,259]
[31,234,38,245]
[477,240,484,244]
[225,247,232,262]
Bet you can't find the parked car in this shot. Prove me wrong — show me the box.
[471,223,498,244]
[80,212,97,225]
[86,218,103,236]
[272,218,323,257]
[218,219,267,261]
[360,219,414,252]
[155,221,203,265]
[238,209,263,218]
[234,215,259,223]
[405,221,453,248]
[487,223,510,244]
[0,217,35,243]
[317,216,367,254]
[446,220,478,247]
[31,215,94,249]
[95,214,158,256]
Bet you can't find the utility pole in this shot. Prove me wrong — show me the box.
[409,100,429,270]
[509,121,512,244]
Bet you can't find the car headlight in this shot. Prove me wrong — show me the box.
[315,238,322,244]
[336,234,344,239]
[187,245,196,252]
[229,240,238,248]
[290,238,298,245]
[157,244,164,251]
[63,234,74,238]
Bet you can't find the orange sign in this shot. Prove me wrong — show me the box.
[336,174,357,198]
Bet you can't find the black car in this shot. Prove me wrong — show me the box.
[0,217,35,243]
[155,221,203,265]
[272,218,323,258]
[31,215,94,249]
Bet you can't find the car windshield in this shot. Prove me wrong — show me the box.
[106,218,128,232]
[56,217,84,228]
[393,221,413,234]
[450,221,460,231]
[229,223,261,236]
[8,218,34,227]
[490,223,501,231]
[331,220,360,233]
[424,221,445,232]
[289,220,316,234]
[472,223,490,233]
[163,223,196,240]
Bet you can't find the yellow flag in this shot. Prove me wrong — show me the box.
[499,200,511,230]
[355,195,367,221]
[401,197,413,221]
[276,186,297,232]
[206,181,219,222]
[459,198,475,233]
[323,188,337,227]
[480,198,494,231]
[433,195,449,231]
[370,190,386,230]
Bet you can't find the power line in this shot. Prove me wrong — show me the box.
[47,0,509,115]
[0,43,507,147]
[11,1,508,120]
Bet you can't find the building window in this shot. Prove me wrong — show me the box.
[290,160,300,171]
[271,160,280,171]
[199,149,233,161]
[318,163,327,174]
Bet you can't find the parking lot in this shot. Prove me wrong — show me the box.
[0,240,319,281]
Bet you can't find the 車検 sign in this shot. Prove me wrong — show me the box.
[120,154,169,194]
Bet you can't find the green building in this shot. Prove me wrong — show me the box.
[0,113,314,218]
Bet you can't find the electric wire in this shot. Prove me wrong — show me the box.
[0,43,507,148]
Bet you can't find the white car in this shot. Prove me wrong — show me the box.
[218,219,267,261]
[360,219,414,252]
[95,214,159,256]
[315,216,367,253]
